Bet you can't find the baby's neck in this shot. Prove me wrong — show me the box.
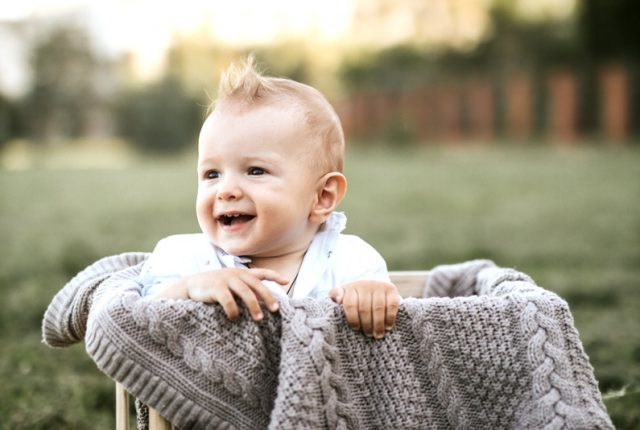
[249,249,306,284]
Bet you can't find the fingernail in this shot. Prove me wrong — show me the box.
[385,325,393,331]
[374,333,384,340]
[270,303,279,311]
[256,312,263,320]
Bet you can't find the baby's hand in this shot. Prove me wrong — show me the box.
[156,268,288,321]
[329,280,400,339]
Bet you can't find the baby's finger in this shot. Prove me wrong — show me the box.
[359,289,373,336]
[372,287,387,339]
[343,287,361,331]
[248,268,289,285]
[385,288,400,331]
[228,278,263,321]
[215,285,240,321]
[242,273,279,313]
[329,287,344,304]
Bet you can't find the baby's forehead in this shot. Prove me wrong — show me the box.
[216,98,307,121]
[202,104,319,148]
[207,101,313,138]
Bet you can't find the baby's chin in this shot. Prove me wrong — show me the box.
[212,241,258,259]
[206,236,291,260]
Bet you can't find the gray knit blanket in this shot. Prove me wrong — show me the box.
[42,253,613,429]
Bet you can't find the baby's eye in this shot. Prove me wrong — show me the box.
[204,170,219,179]
[248,167,265,176]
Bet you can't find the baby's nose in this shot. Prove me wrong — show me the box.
[217,176,243,200]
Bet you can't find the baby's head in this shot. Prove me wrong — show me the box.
[196,58,347,259]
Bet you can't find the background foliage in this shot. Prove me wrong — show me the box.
[114,77,202,153]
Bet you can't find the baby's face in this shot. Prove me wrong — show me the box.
[196,103,322,258]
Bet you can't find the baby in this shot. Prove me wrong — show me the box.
[139,58,399,339]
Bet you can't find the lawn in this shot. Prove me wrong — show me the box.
[0,144,638,428]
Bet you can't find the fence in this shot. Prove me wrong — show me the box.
[336,63,636,144]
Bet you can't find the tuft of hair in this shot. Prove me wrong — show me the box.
[213,55,345,173]
[216,55,269,102]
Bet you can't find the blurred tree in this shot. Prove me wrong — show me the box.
[23,24,102,142]
[114,77,202,153]
[486,4,579,69]
[339,5,580,93]
[0,94,23,147]
[340,45,433,93]
[578,0,640,61]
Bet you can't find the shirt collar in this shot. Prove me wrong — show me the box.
[290,212,346,298]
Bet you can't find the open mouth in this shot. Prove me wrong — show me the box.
[218,213,255,227]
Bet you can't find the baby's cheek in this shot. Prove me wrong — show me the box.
[196,212,216,241]
[196,198,212,219]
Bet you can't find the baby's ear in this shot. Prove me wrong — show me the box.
[310,172,347,224]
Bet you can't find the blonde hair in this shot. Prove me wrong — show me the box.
[212,56,345,173]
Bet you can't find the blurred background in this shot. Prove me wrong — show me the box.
[0,0,638,428]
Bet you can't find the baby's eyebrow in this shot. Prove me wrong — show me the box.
[197,154,281,169]
[197,157,219,168]
[240,154,280,164]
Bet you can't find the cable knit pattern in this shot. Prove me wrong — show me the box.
[42,254,613,430]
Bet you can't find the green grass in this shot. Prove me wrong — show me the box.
[1,144,639,429]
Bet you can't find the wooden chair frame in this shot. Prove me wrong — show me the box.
[115,271,429,429]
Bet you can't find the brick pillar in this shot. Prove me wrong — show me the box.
[436,84,462,142]
[350,94,366,139]
[370,92,389,136]
[505,74,533,140]
[466,79,494,141]
[599,64,628,143]
[414,88,436,142]
[398,91,416,141]
[355,93,374,137]
[547,70,578,143]
[334,99,352,140]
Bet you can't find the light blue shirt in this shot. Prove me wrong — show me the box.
[139,212,389,300]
